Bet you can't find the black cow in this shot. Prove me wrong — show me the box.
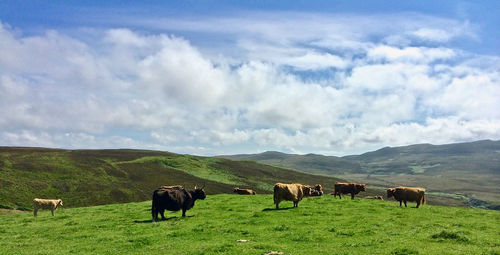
[152,185,206,221]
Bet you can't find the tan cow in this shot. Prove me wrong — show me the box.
[33,198,63,217]
[333,182,366,199]
[386,187,426,208]
[233,187,256,195]
[273,183,312,209]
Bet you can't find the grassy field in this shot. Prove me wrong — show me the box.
[1,194,498,255]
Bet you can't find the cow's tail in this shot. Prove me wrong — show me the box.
[152,191,158,221]
[422,193,426,205]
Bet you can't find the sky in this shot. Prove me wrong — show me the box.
[0,0,499,156]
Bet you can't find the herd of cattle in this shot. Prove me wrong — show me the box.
[147,181,426,220]
[31,182,426,218]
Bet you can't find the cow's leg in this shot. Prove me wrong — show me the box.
[416,201,420,208]
[404,201,407,207]
[399,200,402,207]
[275,201,280,209]
[160,209,166,220]
[152,208,157,221]
[34,208,38,217]
[338,193,342,199]
[182,208,186,217]
[351,193,355,200]
[152,209,158,221]
[51,209,55,216]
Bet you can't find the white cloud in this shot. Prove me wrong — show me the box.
[411,28,454,42]
[0,13,498,156]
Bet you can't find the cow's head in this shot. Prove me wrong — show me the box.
[57,199,63,207]
[314,184,323,192]
[193,184,207,200]
[302,185,312,196]
[386,188,395,198]
[233,187,239,193]
[358,184,366,192]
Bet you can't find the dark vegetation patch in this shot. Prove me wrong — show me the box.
[431,230,471,243]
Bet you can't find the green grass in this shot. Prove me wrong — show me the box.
[1,195,498,255]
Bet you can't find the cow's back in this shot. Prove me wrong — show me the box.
[335,182,353,194]
[33,198,56,209]
[153,188,188,211]
[394,187,425,202]
[274,183,302,201]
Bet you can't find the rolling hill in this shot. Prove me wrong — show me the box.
[220,140,500,209]
[0,147,346,210]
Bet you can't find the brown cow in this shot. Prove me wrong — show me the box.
[273,183,312,209]
[233,187,256,195]
[310,184,324,196]
[386,187,426,208]
[333,182,366,200]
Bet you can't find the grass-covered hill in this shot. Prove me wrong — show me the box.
[0,147,345,210]
[0,194,498,254]
[220,140,500,209]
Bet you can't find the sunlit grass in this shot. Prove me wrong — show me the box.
[1,194,498,254]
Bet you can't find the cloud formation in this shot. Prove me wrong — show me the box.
[0,11,499,156]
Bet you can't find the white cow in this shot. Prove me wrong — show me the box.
[33,198,63,217]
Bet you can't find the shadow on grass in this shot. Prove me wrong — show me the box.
[262,207,295,211]
[134,215,194,223]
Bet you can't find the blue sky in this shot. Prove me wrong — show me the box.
[0,1,499,156]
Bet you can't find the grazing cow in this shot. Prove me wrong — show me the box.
[333,182,366,200]
[386,187,426,208]
[152,185,206,221]
[233,187,256,195]
[310,184,324,196]
[365,196,384,200]
[33,198,63,217]
[273,183,312,209]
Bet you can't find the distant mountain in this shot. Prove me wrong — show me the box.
[345,139,500,175]
[220,140,500,209]
[221,140,500,175]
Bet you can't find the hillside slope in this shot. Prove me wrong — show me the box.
[0,147,345,209]
[220,140,500,209]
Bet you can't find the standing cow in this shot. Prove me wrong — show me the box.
[152,185,206,221]
[233,187,256,195]
[273,183,312,209]
[33,198,63,217]
[387,187,426,208]
[333,182,366,200]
